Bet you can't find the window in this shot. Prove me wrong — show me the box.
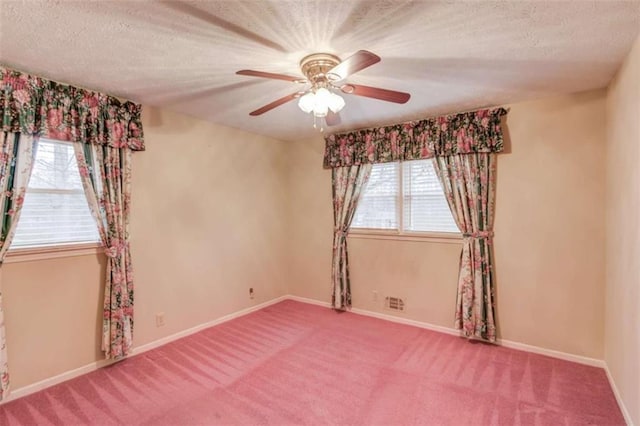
[10,138,100,249]
[351,162,398,230]
[352,159,459,235]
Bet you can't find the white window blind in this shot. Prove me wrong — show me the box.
[351,162,398,230]
[351,159,459,234]
[10,139,101,249]
[402,159,459,233]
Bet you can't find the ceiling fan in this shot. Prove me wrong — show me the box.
[236,50,410,129]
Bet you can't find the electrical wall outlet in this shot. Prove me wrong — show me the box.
[372,290,379,301]
[249,288,255,299]
[155,312,165,327]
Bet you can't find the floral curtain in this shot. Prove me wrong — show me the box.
[331,164,372,310]
[323,108,506,168]
[0,132,38,400]
[1,65,143,367]
[1,66,144,151]
[433,153,497,342]
[74,142,133,359]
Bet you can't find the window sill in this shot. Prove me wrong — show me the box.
[4,242,103,264]
[348,229,463,244]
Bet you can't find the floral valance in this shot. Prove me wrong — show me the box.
[1,66,144,151]
[323,108,507,168]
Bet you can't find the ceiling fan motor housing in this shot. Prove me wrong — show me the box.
[299,53,341,85]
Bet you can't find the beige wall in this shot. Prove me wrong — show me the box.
[2,255,106,389]
[1,106,290,389]
[288,90,607,359]
[605,35,640,425]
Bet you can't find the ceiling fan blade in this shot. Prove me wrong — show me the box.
[325,111,341,126]
[328,50,381,80]
[237,70,304,83]
[249,92,299,116]
[342,84,410,104]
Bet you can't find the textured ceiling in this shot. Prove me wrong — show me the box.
[1,0,639,142]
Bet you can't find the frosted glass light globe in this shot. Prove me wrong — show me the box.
[298,92,315,113]
[314,88,331,104]
[328,93,345,113]
[299,87,344,119]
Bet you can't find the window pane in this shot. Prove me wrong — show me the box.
[11,139,100,248]
[402,159,459,233]
[28,140,83,190]
[352,162,398,230]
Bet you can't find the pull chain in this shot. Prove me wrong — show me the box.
[311,114,325,132]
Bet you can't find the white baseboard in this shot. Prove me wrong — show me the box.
[497,338,604,367]
[286,295,332,309]
[287,295,604,367]
[3,358,116,403]
[351,306,462,337]
[133,296,288,355]
[1,295,288,405]
[605,364,634,426]
[287,295,460,337]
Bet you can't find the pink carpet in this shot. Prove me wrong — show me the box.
[0,300,624,425]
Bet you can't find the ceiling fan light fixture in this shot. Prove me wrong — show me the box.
[297,87,345,117]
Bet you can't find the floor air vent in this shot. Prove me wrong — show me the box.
[385,296,405,312]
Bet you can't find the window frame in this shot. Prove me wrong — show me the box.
[5,241,103,263]
[5,138,103,262]
[349,160,462,244]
